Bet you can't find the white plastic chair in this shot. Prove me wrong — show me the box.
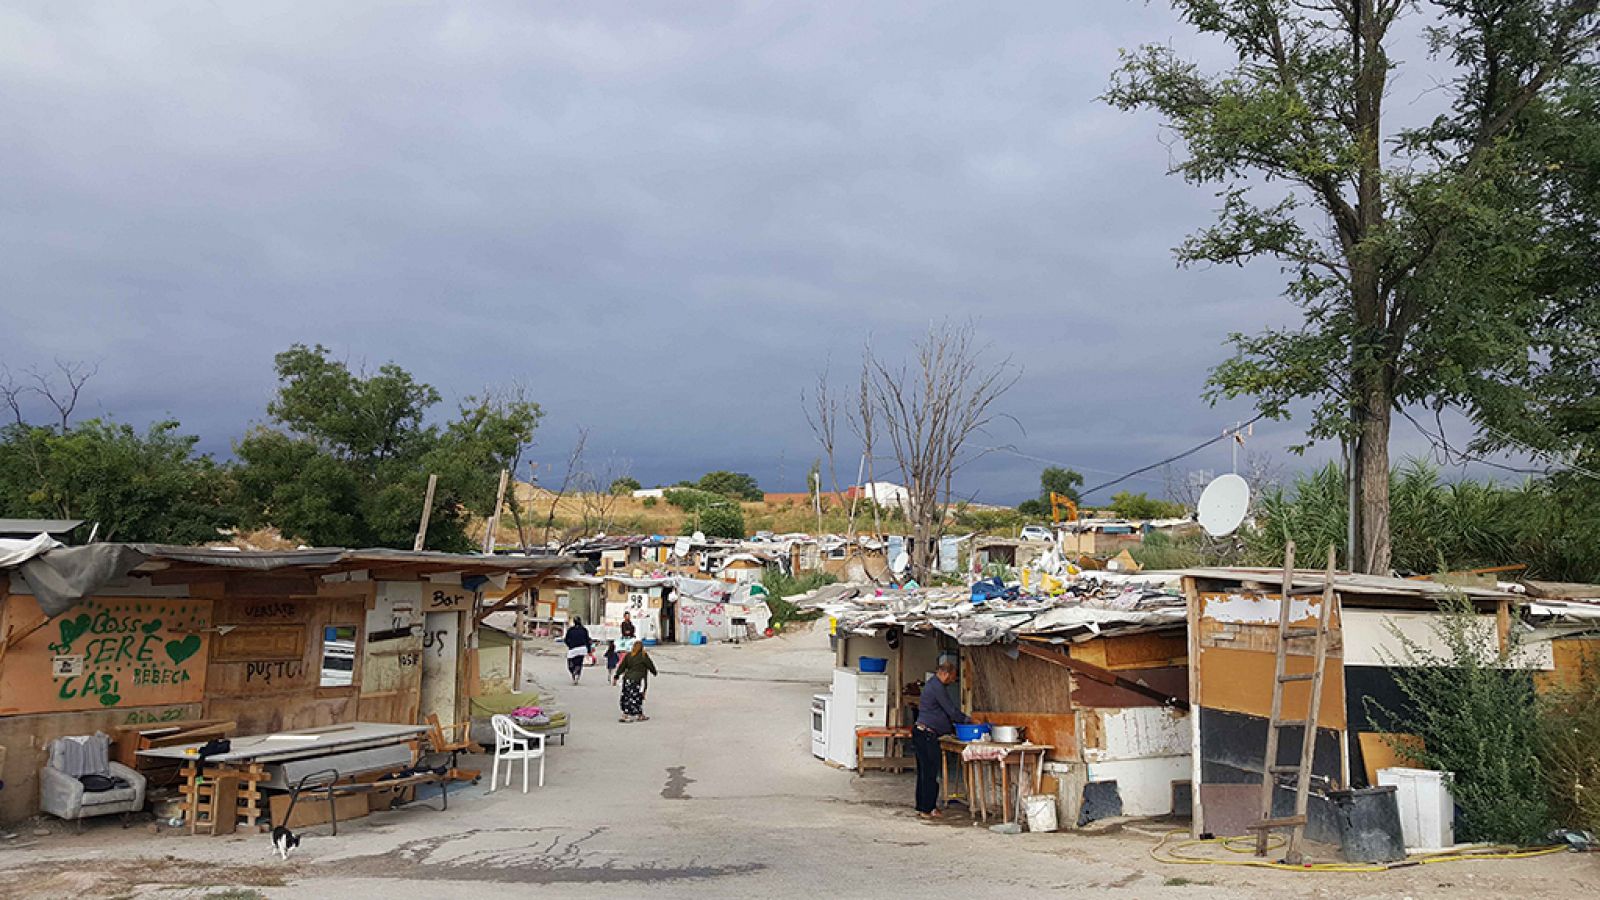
[490,714,547,793]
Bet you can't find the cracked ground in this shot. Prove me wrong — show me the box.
[1,626,1593,899]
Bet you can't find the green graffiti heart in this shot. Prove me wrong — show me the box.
[142,619,163,635]
[99,692,121,707]
[56,614,91,651]
[164,634,201,665]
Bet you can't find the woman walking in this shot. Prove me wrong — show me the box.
[617,640,657,723]
[564,617,593,685]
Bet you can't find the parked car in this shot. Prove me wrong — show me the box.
[1019,525,1054,542]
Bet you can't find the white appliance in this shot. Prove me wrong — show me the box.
[826,667,890,769]
[1378,767,1455,849]
[811,694,830,759]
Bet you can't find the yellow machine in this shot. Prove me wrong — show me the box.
[1049,491,1078,524]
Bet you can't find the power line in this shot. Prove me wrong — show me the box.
[1077,414,1269,498]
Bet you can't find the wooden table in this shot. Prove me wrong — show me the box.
[141,722,428,835]
[938,737,1053,823]
[854,726,912,774]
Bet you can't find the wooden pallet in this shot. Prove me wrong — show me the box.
[180,762,268,835]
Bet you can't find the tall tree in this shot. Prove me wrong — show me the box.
[236,344,540,551]
[862,321,1018,580]
[1107,1,1600,573]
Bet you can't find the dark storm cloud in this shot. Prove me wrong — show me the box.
[1,2,1475,504]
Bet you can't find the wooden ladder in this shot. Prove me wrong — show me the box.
[1249,541,1338,865]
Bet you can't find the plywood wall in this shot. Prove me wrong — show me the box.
[1195,591,1345,730]
[0,594,212,716]
[203,595,366,734]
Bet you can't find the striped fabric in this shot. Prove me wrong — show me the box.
[48,733,111,779]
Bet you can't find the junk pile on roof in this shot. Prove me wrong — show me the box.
[806,570,1188,646]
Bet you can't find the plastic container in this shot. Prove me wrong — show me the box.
[858,656,888,673]
[1023,793,1058,833]
[954,723,990,742]
[688,631,706,645]
[642,638,658,647]
[1377,767,1455,849]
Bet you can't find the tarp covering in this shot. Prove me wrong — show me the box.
[11,543,147,617]
[0,534,59,569]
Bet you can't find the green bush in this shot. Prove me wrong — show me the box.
[1367,595,1550,844]
[1108,491,1186,520]
[694,503,745,539]
[1245,460,1600,581]
[664,487,722,511]
[1539,650,1600,832]
[761,569,835,626]
[642,496,657,508]
[1129,531,1209,569]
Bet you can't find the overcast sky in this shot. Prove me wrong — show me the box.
[2,2,1511,504]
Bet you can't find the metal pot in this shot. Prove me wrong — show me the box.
[989,725,1025,743]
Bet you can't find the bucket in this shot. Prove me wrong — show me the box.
[858,656,888,673]
[1023,794,1058,833]
[688,631,705,645]
[953,723,989,742]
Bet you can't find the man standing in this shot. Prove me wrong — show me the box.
[913,661,969,819]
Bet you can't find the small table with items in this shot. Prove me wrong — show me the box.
[937,736,1053,823]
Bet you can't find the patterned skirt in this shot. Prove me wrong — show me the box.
[621,679,645,716]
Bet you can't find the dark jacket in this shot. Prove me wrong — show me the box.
[618,649,657,685]
[564,624,592,651]
[915,675,969,736]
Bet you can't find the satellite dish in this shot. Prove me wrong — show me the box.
[692,531,706,543]
[1197,473,1251,537]
[891,551,911,575]
[673,536,691,558]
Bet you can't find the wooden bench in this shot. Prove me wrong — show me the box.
[855,726,913,774]
[282,757,450,836]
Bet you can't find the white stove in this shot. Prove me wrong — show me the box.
[811,693,830,759]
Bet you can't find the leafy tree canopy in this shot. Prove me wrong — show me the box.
[0,419,236,543]
[236,344,540,551]
[696,470,762,501]
[1107,491,1186,521]
[1106,0,1600,572]
[610,476,641,495]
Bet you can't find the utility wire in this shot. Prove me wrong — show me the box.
[1077,413,1269,498]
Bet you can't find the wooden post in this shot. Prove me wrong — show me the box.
[1496,596,1512,660]
[482,468,510,555]
[413,474,438,551]
[1183,575,1205,838]
[513,593,526,691]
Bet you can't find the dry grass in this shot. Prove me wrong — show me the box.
[479,483,890,544]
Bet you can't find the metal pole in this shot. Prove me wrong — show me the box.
[1345,437,1358,571]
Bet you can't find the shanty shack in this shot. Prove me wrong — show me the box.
[0,542,569,823]
[822,566,1600,841]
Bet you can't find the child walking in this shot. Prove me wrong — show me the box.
[604,640,620,685]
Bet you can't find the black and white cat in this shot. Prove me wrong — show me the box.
[271,825,301,860]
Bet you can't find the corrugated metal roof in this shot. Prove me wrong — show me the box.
[0,518,83,536]
[1175,567,1518,599]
